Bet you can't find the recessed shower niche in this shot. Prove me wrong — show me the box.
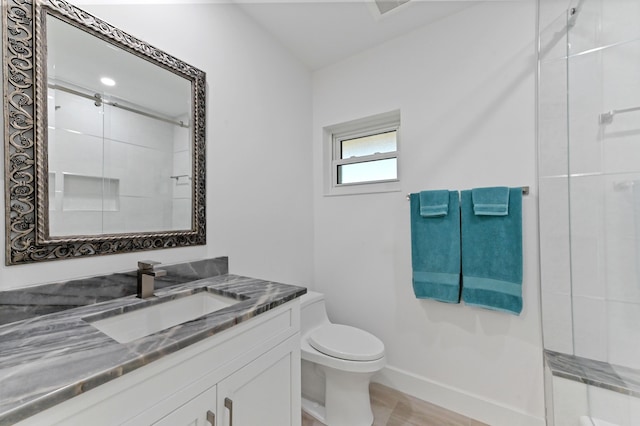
[60,175,119,213]
[48,173,119,237]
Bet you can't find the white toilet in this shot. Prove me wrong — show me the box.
[300,290,386,426]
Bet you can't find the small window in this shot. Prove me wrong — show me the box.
[334,129,398,185]
[324,110,400,196]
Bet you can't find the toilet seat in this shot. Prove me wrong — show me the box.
[308,324,385,361]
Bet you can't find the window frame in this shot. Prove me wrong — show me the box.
[323,110,401,196]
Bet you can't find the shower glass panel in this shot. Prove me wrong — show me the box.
[538,0,640,424]
[567,0,640,371]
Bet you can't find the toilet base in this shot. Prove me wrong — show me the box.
[323,367,375,426]
[301,367,376,426]
[301,397,327,424]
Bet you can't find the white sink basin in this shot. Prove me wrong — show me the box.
[90,292,240,343]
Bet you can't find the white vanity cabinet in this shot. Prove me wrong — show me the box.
[152,384,217,426]
[216,340,295,426]
[151,338,297,426]
[16,300,301,426]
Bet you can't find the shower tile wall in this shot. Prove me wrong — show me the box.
[539,0,640,370]
[569,0,640,370]
[539,0,640,425]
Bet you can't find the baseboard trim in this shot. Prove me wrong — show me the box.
[373,365,545,426]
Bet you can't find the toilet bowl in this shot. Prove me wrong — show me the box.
[300,290,386,426]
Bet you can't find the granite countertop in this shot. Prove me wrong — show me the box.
[0,259,306,425]
[0,257,231,326]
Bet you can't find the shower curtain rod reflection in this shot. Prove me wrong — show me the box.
[48,82,190,129]
[405,186,529,201]
[599,106,640,125]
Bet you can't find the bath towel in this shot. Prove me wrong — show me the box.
[461,187,523,314]
[410,191,461,303]
[472,186,510,216]
[419,190,450,217]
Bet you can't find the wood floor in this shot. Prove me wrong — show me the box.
[302,383,489,426]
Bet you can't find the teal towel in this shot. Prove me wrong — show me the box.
[419,190,449,217]
[461,187,523,315]
[472,186,510,216]
[410,191,461,303]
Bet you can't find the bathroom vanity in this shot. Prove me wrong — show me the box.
[0,259,305,426]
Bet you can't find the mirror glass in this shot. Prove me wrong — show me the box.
[46,14,193,236]
[3,0,206,265]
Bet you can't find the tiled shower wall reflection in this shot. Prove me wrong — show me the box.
[539,0,640,424]
[48,89,190,235]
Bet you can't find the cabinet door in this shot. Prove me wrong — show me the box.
[153,385,217,426]
[217,338,298,426]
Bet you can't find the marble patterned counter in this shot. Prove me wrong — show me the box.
[545,350,640,398]
[0,258,306,425]
[0,257,229,326]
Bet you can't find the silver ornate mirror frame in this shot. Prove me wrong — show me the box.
[3,0,206,265]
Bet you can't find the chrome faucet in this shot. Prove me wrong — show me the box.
[137,260,167,299]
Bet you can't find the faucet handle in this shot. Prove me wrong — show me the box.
[138,260,161,271]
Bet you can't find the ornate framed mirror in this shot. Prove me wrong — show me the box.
[3,0,206,265]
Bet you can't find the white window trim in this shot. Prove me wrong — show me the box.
[323,110,401,197]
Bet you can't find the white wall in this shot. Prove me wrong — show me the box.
[0,2,313,290]
[311,2,544,425]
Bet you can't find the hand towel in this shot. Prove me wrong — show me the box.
[461,187,523,314]
[419,190,450,217]
[472,186,510,216]
[410,191,461,303]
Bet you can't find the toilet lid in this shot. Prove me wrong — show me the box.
[308,324,385,361]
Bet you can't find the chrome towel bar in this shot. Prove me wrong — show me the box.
[406,186,529,201]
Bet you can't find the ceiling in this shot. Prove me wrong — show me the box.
[233,0,479,70]
[73,0,530,71]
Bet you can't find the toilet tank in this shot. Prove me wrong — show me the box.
[300,290,330,334]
